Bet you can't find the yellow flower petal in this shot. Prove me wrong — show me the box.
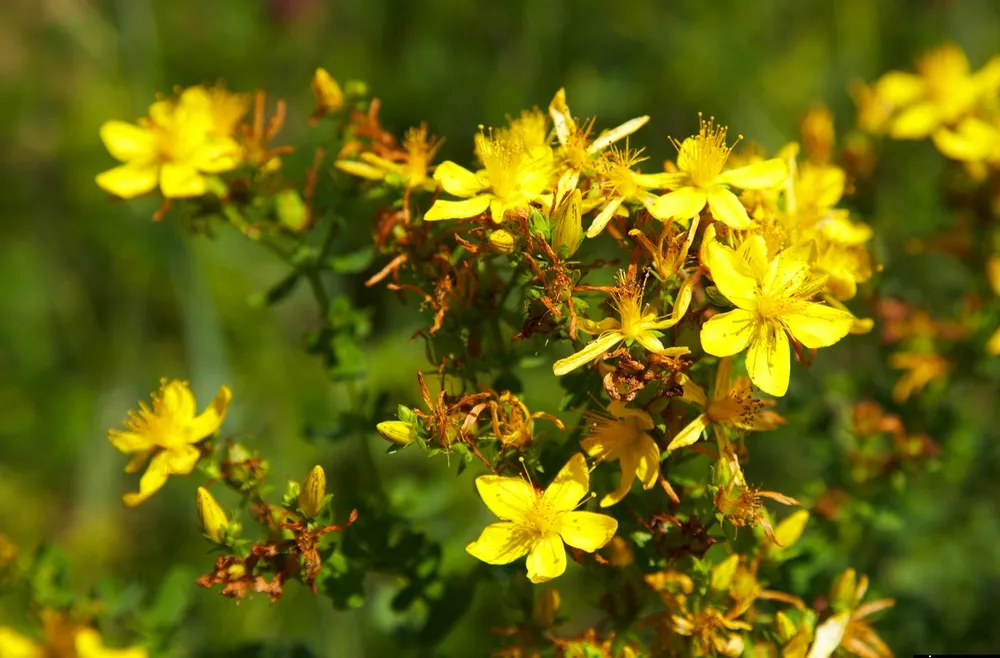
[600,450,638,508]
[585,197,624,238]
[737,236,770,282]
[746,322,791,397]
[701,309,755,356]
[75,627,148,658]
[634,332,665,353]
[707,186,752,229]
[465,522,535,564]
[124,450,153,474]
[0,626,43,658]
[718,158,788,189]
[589,116,650,153]
[679,373,708,407]
[160,444,201,475]
[187,385,233,441]
[525,533,567,583]
[552,332,623,376]
[191,138,240,173]
[932,118,1000,162]
[557,511,618,551]
[781,302,853,349]
[713,356,734,400]
[988,327,1000,356]
[433,161,488,197]
[875,71,925,106]
[650,187,707,221]
[423,194,492,221]
[108,430,154,454]
[633,433,661,490]
[542,453,589,512]
[100,121,157,162]
[889,101,941,139]
[475,475,536,521]
[706,242,757,309]
[159,163,207,198]
[668,414,710,451]
[96,164,159,199]
[161,380,196,418]
[123,451,172,506]
[336,159,387,180]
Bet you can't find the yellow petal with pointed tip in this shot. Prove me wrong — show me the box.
[781,302,853,349]
[96,164,159,199]
[668,414,710,451]
[466,522,535,564]
[423,194,492,221]
[552,332,623,376]
[187,385,233,441]
[100,121,157,162]
[475,475,535,521]
[433,161,487,197]
[719,158,788,189]
[542,453,589,511]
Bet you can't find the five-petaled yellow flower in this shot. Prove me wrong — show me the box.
[653,116,788,229]
[109,379,231,506]
[668,357,784,451]
[585,145,677,238]
[424,130,553,223]
[700,236,854,396]
[466,453,618,583]
[581,401,660,507]
[552,275,692,376]
[97,86,242,200]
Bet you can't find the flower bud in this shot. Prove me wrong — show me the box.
[829,568,858,613]
[196,487,229,544]
[298,465,327,519]
[311,68,344,113]
[551,188,583,258]
[275,189,310,233]
[531,587,560,628]
[488,229,517,255]
[377,420,417,446]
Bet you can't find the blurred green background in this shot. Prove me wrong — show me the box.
[3,0,1000,655]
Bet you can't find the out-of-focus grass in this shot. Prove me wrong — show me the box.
[3,0,1000,655]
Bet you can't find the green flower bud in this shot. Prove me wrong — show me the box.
[298,465,327,519]
[551,188,583,258]
[275,189,310,232]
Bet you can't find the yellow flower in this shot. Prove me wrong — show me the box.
[0,615,147,658]
[310,67,344,122]
[888,352,949,403]
[668,357,784,451]
[700,236,854,396]
[336,124,443,190]
[877,43,1000,140]
[109,379,231,506]
[424,130,553,223]
[96,86,242,199]
[581,401,660,507]
[466,453,617,583]
[585,145,677,238]
[548,87,650,198]
[652,116,788,229]
[552,275,692,376]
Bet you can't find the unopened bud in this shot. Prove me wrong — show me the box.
[298,465,327,519]
[275,189,310,232]
[829,568,858,613]
[196,487,228,544]
[488,229,517,255]
[551,188,583,258]
[531,587,560,628]
[311,68,344,113]
[377,420,417,446]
